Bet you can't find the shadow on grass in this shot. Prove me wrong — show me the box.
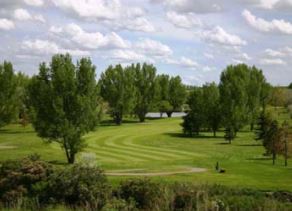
[216,142,230,145]
[238,144,262,147]
[100,119,140,127]
[246,157,272,161]
[48,160,68,166]
[164,132,224,139]
[0,129,35,134]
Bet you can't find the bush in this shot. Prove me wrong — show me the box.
[40,164,110,210]
[119,178,163,210]
[0,155,52,206]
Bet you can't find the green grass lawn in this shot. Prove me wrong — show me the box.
[0,109,292,191]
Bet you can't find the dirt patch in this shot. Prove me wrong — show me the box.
[105,167,207,176]
[0,145,17,149]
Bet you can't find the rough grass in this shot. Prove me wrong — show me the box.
[0,108,292,191]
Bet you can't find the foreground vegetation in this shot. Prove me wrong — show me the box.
[1,156,292,211]
[1,112,292,191]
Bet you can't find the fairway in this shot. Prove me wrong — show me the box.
[1,116,292,191]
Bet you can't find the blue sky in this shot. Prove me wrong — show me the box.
[1,0,292,86]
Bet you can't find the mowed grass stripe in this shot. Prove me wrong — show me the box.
[123,135,202,157]
[89,135,172,161]
[88,146,146,162]
[105,136,186,160]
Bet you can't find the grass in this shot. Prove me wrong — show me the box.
[0,108,292,191]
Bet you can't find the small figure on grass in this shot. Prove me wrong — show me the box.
[215,161,226,173]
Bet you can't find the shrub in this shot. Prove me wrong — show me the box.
[40,164,110,210]
[0,155,52,206]
[119,178,162,210]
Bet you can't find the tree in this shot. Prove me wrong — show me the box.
[28,54,99,164]
[254,112,273,143]
[167,76,186,117]
[288,83,292,89]
[270,87,286,109]
[282,121,290,166]
[246,67,267,131]
[158,100,173,118]
[133,63,157,122]
[202,82,221,137]
[0,61,19,128]
[99,64,135,125]
[264,120,284,165]
[181,88,204,136]
[219,64,250,142]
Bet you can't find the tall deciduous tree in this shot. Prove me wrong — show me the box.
[181,88,204,136]
[0,61,19,127]
[133,63,157,122]
[168,76,186,117]
[99,64,135,125]
[219,64,250,142]
[28,54,99,164]
[202,82,221,137]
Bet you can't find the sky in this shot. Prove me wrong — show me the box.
[0,0,292,86]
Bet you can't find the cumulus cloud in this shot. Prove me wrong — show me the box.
[51,0,155,32]
[134,38,173,57]
[166,57,198,69]
[260,58,286,65]
[166,11,201,29]
[201,26,247,46]
[0,19,15,30]
[151,0,222,13]
[242,9,292,34]
[21,39,90,56]
[24,0,44,7]
[108,49,151,63]
[50,23,130,49]
[14,8,45,23]
[264,47,292,58]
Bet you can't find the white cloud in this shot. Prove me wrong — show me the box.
[108,49,152,63]
[21,39,90,56]
[260,58,286,65]
[0,19,15,30]
[166,56,198,69]
[166,11,201,29]
[242,9,292,34]
[265,49,285,57]
[201,26,247,46]
[14,8,45,22]
[204,53,214,59]
[51,0,155,32]
[50,23,129,49]
[24,0,44,7]
[152,0,221,14]
[135,38,172,57]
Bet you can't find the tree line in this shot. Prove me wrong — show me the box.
[99,63,186,124]
[1,54,291,164]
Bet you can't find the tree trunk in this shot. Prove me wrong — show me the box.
[114,112,122,125]
[160,112,163,118]
[138,113,145,122]
[272,152,276,165]
[166,111,172,118]
[213,130,216,137]
[250,122,254,131]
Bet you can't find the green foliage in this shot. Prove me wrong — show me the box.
[219,64,269,142]
[40,164,109,210]
[158,100,173,117]
[133,63,157,122]
[0,156,52,206]
[119,178,163,210]
[288,83,292,89]
[270,87,286,108]
[99,64,135,125]
[182,88,204,136]
[168,76,186,116]
[202,82,221,137]
[0,61,19,127]
[28,54,99,163]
